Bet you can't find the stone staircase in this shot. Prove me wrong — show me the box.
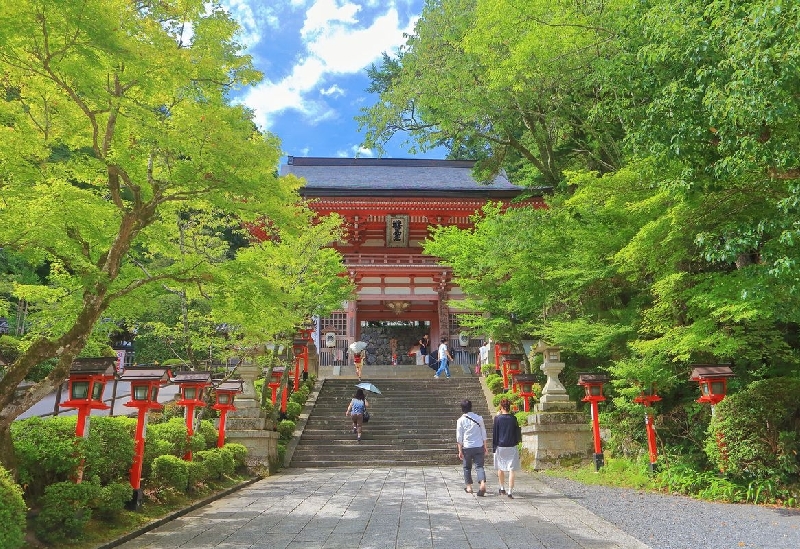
[289,377,493,468]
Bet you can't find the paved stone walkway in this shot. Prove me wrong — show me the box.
[115,466,650,549]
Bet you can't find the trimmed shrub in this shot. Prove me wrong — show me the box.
[151,455,189,491]
[707,377,800,485]
[486,374,504,394]
[195,419,219,450]
[83,416,136,485]
[289,390,307,406]
[223,443,248,468]
[93,482,133,521]
[0,465,26,549]
[11,416,84,499]
[35,480,100,543]
[186,460,209,489]
[195,448,235,480]
[286,401,302,420]
[277,419,296,441]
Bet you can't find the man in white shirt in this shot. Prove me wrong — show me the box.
[456,399,488,496]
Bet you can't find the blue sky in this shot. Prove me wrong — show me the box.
[220,0,444,161]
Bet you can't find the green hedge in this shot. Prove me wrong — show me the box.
[151,454,190,491]
[0,465,26,549]
[707,377,800,486]
[34,480,99,543]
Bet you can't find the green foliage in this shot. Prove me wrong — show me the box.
[186,460,209,490]
[11,416,84,498]
[195,419,219,450]
[195,447,235,480]
[34,480,100,543]
[485,374,504,394]
[0,465,26,549]
[707,378,800,486]
[83,416,136,485]
[151,455,190,492]
[285,401,302,421]
[277,420,296,441]
[223,443,248,468]
[93,482,133,521]
[144,417,205,467]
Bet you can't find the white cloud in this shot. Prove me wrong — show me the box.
[337,145,374,157]
[301,0,361,37]
[240,1,417,130]
[320,84,345,97]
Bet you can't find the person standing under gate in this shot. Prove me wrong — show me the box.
[493,397,521,498]
[434,337,453,379]
[353,349,365,381]
[419,334,429,366]
[456,399,488,496]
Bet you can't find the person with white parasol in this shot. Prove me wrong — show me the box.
[349,341,367,381]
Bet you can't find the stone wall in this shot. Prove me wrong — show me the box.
[359,324,424,365]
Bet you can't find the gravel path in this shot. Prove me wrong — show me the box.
[536,474,800,549]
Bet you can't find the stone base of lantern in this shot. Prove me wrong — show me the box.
[223,429,279,471]
[521,405,593,470]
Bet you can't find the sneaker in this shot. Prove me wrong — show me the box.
[507,493,514,499]
[498,488,506,495]
[433,375,439,379]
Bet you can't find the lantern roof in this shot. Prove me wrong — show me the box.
[689,365,734,380]
[501,353,526,361]
[215,379,244,393]
[70,357,117,376]
[170,371,212,384]
[119,366,169,382]
[578,373,610,385]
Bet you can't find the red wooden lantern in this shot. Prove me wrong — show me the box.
[60,357,117,438]
[212,379,244,448]
[171,371,212,460]
[268,366,286,405]
[493,341,512,374]
[690,365,734,408]
[512,373,538,412]
[633,388,662,474]
[501,353,524,392]
[120,366,170,509]
[578,373,609,471]
[292,338,308,391]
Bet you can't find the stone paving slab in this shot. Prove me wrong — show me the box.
[113,467,650,549]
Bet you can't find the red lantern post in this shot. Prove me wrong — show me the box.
[633,389,662,474]
[512,374,538,412]
[690,364,734,413]
[299,327,314,380]
[212,379,243,448]
[121,366,169,509]
[501,354,524,392]
[578,373,609,471]
[171,371,212,460]
[59,357,117,482]
[267,366,285,405]
[292,338,308,391]
[494,341,511,376]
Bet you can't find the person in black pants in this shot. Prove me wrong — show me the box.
[492,397,522,498]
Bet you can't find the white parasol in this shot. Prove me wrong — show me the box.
[348,341,367,353]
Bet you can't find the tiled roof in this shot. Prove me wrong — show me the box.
[282,157,527,197]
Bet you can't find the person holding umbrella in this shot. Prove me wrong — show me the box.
[345,388,369,442]
[349,341,367,381]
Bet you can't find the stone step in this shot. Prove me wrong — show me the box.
[289,375,492,468]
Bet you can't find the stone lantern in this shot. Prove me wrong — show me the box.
[536,341,570,407]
